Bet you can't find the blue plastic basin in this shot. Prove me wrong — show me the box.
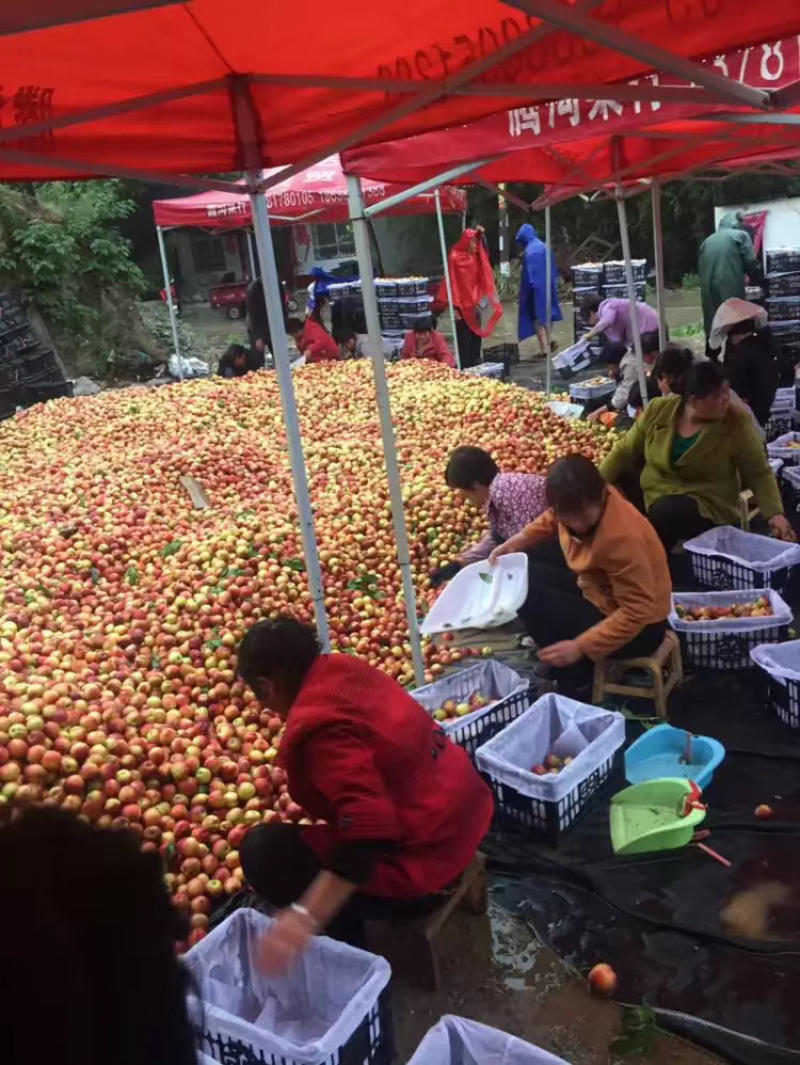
[624,724,725,790]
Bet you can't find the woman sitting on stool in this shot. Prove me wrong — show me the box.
[490,455,671,697]
[599,360,793,554]
[236,617,493,973]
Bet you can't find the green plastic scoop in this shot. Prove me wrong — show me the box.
[610,778,707,855]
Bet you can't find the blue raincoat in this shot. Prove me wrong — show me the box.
[516,223,562,342]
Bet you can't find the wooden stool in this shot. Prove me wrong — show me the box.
[363,853,488,990]
[592,630,683,719]
[739,489,759,531]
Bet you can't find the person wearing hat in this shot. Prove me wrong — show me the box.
[709,298,778,427]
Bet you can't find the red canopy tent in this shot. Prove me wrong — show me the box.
[5,1,800,683]
[152,161,465,229]
[0,1,797,185]
[341,34,800,192]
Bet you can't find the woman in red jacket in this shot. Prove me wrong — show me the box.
[400,317,456,367]
[236,617,493,973]
[287,316,339,363]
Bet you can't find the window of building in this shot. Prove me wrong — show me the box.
[192,234,227,273]
[312,223,355,260]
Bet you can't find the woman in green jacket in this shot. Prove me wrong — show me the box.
[600,360,794,553]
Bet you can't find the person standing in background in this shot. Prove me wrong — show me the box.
[246,278,271,368]
[516,223,562,358]
[437,225,503,368]
[699,213,763,352]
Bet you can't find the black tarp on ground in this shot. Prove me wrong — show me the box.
[484,670,800,1065]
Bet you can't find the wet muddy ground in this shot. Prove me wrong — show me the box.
[390,895,720,1064]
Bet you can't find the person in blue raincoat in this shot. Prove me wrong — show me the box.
[516,223,562,356]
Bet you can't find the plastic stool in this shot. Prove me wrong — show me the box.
[592,630,683,719]
[363,853,488,990]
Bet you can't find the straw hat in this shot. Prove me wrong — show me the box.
[709,297,768,350]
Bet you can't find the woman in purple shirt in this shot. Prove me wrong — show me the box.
[580,293,660,348]
[431,447,548,587]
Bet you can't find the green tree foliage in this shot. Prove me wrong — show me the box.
[0,180,155,376]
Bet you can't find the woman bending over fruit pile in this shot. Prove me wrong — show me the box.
[235,617,493,973]
[600,360,794,553]
[430,446,549,588]
[491,455,671,699]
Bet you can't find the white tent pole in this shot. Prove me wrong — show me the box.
[651,178,668,350]
[545,204,553,398]
[247,176,331,651]
[347,174,426,688]
[155,224,183,380]
[435,188,461,371]
[246,229,257,280]
[612,147,649,410]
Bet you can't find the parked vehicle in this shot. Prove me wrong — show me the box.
[209,279,297,320]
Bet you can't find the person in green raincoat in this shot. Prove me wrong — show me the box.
[698,212,763,351]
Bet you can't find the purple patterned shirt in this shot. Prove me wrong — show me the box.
[459,471,548,564]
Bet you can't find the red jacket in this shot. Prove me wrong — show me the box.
[302,319,339,362]
[278,655,493,897]
[400,329,456,368]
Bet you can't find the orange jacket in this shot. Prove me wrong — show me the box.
[521,486,671,660]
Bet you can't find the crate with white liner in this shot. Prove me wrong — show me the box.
[669,588,791,670]
[186,908,392,1065]
[411,660,532,760]
[683,525,800,594]
[751,641,800,729]
[768,431,800,464]
[407,1015,569,1065]
[475,694,625,844]
[569,376,616,402]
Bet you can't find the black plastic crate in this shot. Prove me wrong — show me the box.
[400,311,431,329]
[677,626,789,671]
[767,249,800,275]
[688,551,794,595]
[445,686,534,761]
[483,342,519,365]
[765,674,800,729]
[378,313,402,331]
[767,297,800,322]
[765,410,794,442]
[197,987,394,1065]
[604,259,647,284]
[487,748,623,846]
[396,278,428,297]
[768,273,800,298]
[571,265,603,288]
[602,282,647,302]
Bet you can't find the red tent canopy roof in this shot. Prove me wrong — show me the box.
[341,34,800,194]
[0,1,798,180]
[152,160,465,229]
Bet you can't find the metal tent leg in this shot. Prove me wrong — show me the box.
[545,204,553,398]
[651,178,667,350]
[246,229,257,281]
[435,188,461,370]
[614,181,650,409]
[247,178,331,650]
[156,224,183,379]
[348,174,426,688]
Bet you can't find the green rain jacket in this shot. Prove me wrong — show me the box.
[698,212,763,339]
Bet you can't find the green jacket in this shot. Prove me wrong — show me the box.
[599,394,782,526]
[698,212,762,336]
